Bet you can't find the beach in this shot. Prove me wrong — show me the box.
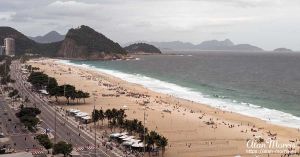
[28,58,300,157]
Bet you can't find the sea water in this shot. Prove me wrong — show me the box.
[59,52,300,128]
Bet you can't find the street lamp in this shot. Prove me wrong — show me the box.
[93,92,97,157]
[143,105,148,155]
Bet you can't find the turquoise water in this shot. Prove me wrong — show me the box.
[63,52,300,128]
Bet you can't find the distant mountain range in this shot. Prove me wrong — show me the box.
[29,31,65,43]
[0,25,127,59]
[145,39,264,52]
[273,48,293,52]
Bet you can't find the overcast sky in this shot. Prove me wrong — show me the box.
[1,0,300,50]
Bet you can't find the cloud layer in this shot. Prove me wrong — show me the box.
[1,0,300,50]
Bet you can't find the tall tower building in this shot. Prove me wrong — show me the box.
[4,38,15,56]
[0,46,3,55]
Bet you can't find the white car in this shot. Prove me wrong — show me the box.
[0,132,5,138]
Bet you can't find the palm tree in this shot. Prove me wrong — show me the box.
[157,136,168,157]
[92,109,99,123]
[116,109,126,128]
[82,92,90,103]
[111,108,118,120]
[145,133,154,156]
[98,109,105,126]
[150,131,160,146]
[123,119,130,132]
[105,109,112,127]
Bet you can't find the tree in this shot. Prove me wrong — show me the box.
[36,134,53,150]
[46,77,58,91]
[8,89,19,98]
[27,72,49,89]
[49,85,64,102]
[53,141,73,157]
[98,109,105,126]
[16,107,41,132]
[157,136,168,157]
[20,116,39,131]
[92,109,99,123]
[81,92,90,103]
[63,84,76,104]
[105,109,112,124]
[149,131,160,150]
[145,133,155,156]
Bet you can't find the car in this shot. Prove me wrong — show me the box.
[0,132,5,138]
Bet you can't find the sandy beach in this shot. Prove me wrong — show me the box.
[28,58,300,157]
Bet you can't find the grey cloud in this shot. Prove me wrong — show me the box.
[0,0,300,50]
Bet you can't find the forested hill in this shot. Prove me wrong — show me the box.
[0,26,127,59]
[57,25,126,59]
[124,43,161,54]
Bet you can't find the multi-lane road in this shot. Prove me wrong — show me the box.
[6,60,124,157]
[0,95,42,155]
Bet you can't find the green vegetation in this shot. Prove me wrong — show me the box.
[63,25,126,58]
[0,27,40,56]
[36,134,53,150]
[8,89,19,98]
[16,107,41,131]
[92,108,168,155]
[124,43,162,54]
[0,26,127,58]
[52,141,73,157]
[27,71,90,104]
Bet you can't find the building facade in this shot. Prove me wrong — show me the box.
[0,46,3,55]
[4,38,15,56]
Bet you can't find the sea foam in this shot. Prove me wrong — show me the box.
[58,60,300,129]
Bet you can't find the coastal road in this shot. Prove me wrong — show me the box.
[10,60,121,157]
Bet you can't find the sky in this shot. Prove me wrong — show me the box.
[0,0,300,50]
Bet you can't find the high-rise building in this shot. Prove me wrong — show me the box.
[0,46,3,55]
[4,38,15,56]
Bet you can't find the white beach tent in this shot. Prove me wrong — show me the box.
[110,133,122,138]
[81,116,91,120]
[39,89,49,95]
[69,109,80,114]
[131,142,145,148]
[119,135,128,139]
[122,136,135,141]
[75,112,88,117]
[122,140,134,146]
[132,139,141,143]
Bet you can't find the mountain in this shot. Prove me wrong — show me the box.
[273,48,293,52]
[124,43,161,54]
[29,31,65,43]
[147,41,195,51]
[0,26,60,56]
[230,44,263,51]
[145,39,264,51]
[195,39,234,50]
[0,26,127,59]
[57,25,126,59]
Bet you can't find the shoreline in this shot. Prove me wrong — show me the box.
[59,59,300,129]
[29,58,300,157]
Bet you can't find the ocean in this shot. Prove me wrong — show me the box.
[60,52,300,128]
